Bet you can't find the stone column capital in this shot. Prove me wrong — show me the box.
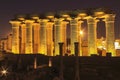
[9,20,21,28]
[62,21,69,25]
[103,14,115,23]
[31,16,39,20]
[70,19,79,25]
[20,23,26,29]
[47,21,54,24]
[9,20,21,24]
[78,13,87,19]
[40,19,49,22]
[54,18,64,22]
[18,17,25,21]
[40,19,49,23]
[20,22,25,25]
[25,19,34,23]
[54,18,64,26]
[46,22,54,29]
[40,19,49,27]
[86,16,99,24]
[78,20,84,24]
[33,22,40,26]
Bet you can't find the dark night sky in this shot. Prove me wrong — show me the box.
[0,0,120,39]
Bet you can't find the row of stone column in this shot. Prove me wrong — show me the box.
[9,14,116,56]
[87,14,115,56]
[10,19,53,56]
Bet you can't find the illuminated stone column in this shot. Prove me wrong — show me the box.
[25,20,34,54]
[61,21,68,55]
[46,22,54,56]
[70,18,79,55]
[104,14,116,56]
[20,23,26,53]
[78,20,83,56]
[2,38,8,52]
[39,19,49,55]
[33,21,40,53]
[7,34,12,52]
[54,18,66,56]
[10,20,21,54]
[87,16,98,56]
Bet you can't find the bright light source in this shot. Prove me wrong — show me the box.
[2,70,7,74]
[80,31,83,35]
[1,67,8,76]
[115,42,120,49]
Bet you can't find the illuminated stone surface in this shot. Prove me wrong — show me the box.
[10,20,21,54]
[104,14,116,56]
[46,22,54,56]
[87,16,98,56]
[20,23,26,53]
[5,9,116,56]
[70,18,79,55]
[39,19,49,55]
[25,20,34,54]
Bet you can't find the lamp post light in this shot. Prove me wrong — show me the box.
[0,67,8,80]
[1,70,7,76]
[1,67,8,76]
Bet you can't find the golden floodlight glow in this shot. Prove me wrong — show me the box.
[79,31,83,35]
